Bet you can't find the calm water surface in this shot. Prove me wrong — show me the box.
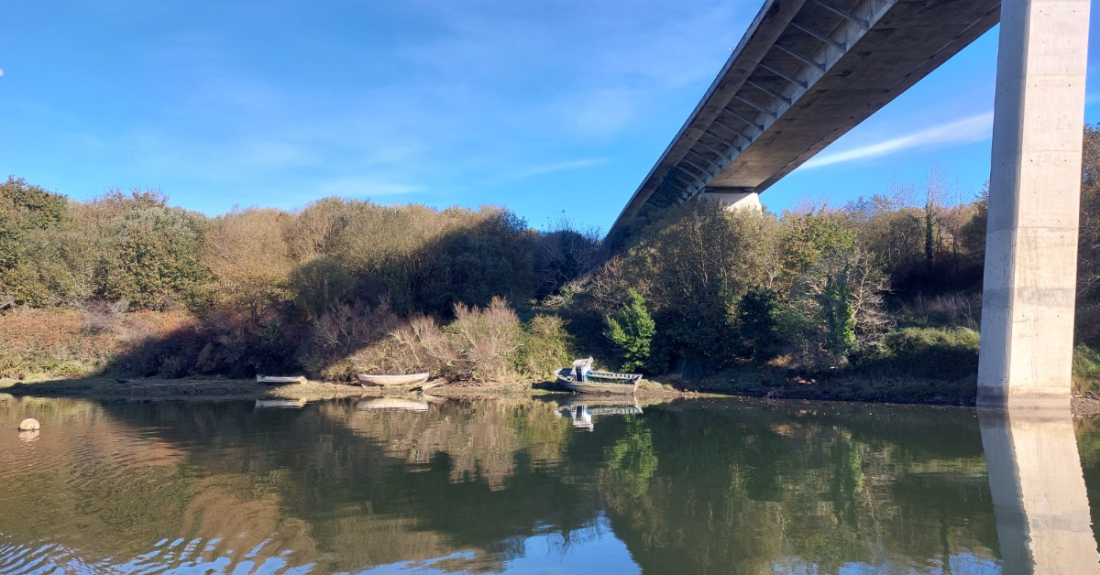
[0,394,1098,574]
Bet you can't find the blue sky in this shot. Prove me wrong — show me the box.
[1,0,1098,234]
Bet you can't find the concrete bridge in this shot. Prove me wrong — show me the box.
[609,0,1001,231]
[612,0,1091,414]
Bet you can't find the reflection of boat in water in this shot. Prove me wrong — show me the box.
[356,398,430,412]
[254,399,306,409]
[559,405,594,430]
[256,375,307,385]
[556,398,643,430]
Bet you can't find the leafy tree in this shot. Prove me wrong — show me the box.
[201,208,295,318]
[779,210,855,280]
[604,290,656,372]
[820,269,857,357]
[99,204,210,310]
[0,177,70,304]
[737,288,784,363]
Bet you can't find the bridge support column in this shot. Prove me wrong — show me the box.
[700,189,762,212]
[977,0,1091,409]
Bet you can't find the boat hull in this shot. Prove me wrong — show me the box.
[256,375,307,385]
[254,399,306,409]
[356,372,431,387]
[556,369,639,395]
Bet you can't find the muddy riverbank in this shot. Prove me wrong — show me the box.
[0,376,689,402]
[5,374,1099,417]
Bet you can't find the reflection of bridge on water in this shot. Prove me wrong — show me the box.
[980,409,1100,574]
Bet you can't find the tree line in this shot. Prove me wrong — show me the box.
[2,126,1099,388]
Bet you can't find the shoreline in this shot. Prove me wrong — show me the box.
[3,375,1100,417]
[0,376,692,403]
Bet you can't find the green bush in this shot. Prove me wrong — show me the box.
[513,315,576,379]
[1073,343,1100,394]
[863,327,980,380]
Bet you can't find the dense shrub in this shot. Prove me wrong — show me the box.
[448,297,523,381]
[616,204,778,374]
[1074,344,1100,394]
[513,315,577,378]
[300,300,401,381]
[857,327,980,380]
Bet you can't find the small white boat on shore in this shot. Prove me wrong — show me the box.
[556,358,641,395]
[257,375,307,385]
[356,372,430,388]
[255,399,307,409]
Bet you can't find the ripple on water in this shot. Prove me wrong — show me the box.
[0,535,314,575]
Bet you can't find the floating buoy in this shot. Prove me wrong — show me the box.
[18,430,39,442]
[17,418,39,431]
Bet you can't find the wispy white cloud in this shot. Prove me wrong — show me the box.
[315,175,423,197]
[801,112,994,170]
[509,158,609,180]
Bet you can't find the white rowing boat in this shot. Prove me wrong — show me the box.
[356,372,431,387]
[256,375,307,385]
[254,399,307,409]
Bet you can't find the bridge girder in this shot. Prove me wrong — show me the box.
[610,0,1001,238]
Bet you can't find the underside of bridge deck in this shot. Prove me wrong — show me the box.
[610,0,1001,238]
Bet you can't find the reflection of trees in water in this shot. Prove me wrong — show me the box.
[602,417,658,498]
[1075,418,1100,546]
[325,399,571,489]
[0,397,1013,575]
[0,399,316,572]
[597,403,999,575]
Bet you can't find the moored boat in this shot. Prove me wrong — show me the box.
[556,358,641,395]
[356,372,431,387]
[254,398,307,409]
[256,375,307,385]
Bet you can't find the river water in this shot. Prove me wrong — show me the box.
[0,394,1098,574]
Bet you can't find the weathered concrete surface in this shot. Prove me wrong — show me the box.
[980,409,1100,574]
[976,0,1091,410]
[610,0,1001,238]
[698,191,763,212]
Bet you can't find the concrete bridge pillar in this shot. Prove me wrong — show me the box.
[977,0,1091,409]
[699,188,762,212]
